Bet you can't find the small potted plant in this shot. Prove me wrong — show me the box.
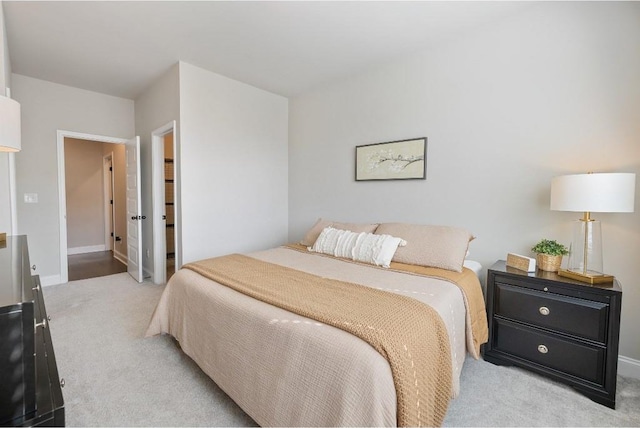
[531,239,569,272]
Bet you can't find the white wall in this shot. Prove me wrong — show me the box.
[0,1,9,92]
[289,2,640,362]
[12,74,134,284]
[179,62,288,263]
[134,63,180,277]
[0,1,13,235]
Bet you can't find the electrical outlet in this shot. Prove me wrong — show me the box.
[24,193,38,203]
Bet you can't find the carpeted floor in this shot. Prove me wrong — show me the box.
[43,273,640,427]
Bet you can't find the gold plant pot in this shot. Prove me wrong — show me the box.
[536,254,563,272]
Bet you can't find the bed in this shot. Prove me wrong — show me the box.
[146,222,488,427]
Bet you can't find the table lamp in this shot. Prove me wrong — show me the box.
[0,95,21,242]
[0,95,21,152]
[550,172,636,284]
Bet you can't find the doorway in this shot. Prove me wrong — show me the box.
[164,134,176,280]
[57,130,143,284]
[63,138,126,281]
[152,121,179,284]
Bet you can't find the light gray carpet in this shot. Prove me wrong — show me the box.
[43,273,640,427]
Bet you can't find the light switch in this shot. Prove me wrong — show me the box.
[24,193,38,203]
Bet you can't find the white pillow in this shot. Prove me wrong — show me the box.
[311,227,356,258]
[310,227,406,268]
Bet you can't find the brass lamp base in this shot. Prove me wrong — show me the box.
[557,268,614,285]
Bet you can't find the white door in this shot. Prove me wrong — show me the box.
[126,136,143,282]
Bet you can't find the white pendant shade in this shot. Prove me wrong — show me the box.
[0,95,21,152]
[550,173,636,213]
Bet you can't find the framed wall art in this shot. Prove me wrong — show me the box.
[355,137,427,181]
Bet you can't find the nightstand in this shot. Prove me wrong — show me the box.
[483,261,622,409]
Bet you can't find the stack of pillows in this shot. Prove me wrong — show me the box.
[301,219,473,272]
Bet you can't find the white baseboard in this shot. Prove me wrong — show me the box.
[618,355,640,380]
[114,249,128,265]
[40,275,63,287]
[68,244,106,255]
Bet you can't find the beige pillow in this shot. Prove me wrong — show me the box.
[375,223,473,272]
[300,218,379,247]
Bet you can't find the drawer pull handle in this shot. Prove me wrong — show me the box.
[543,287,549,292]
[35,318,47,331]
[538,344,548,354]
[539,306,550,316]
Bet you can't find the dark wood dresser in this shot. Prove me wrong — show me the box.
[483,260,622,409]
[0,236,65,426]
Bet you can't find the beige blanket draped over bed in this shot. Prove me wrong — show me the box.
[286,243,488,359]
[185,254,453,427]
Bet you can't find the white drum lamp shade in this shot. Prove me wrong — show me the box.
[551,173,636,213]
[0,96,21,152]
[550,172,636,284]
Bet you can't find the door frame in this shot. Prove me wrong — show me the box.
[151,120,179,284]
[103,152,115,251]
[57,130,129,284]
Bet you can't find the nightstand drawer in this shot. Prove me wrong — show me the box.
[495,282,608,342]
[494,319,605,385]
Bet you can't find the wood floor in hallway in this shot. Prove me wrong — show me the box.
[68,250,127,281]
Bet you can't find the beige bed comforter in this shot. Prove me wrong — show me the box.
[146,247,485,427]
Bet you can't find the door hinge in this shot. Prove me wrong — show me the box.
[110,199,113,205]
[110,232,114,237]
[109,166,113,171]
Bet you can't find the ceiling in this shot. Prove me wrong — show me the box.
[3,1,528,100]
